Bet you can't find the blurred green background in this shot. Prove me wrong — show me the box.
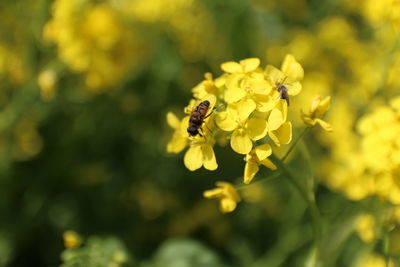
[1,0,399,266]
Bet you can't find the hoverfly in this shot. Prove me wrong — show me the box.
[187,100,212,137]
[275,77,290,106]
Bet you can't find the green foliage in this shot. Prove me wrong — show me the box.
[61,237,132,267]
[142,238,226,267]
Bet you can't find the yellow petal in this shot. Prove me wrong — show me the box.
[281,54,304,81]
[221,61,242,73]
[244,161,259,184]
[316,96,331,116]
[310,96,322,113]
[180,116,191,134]
[269,131,281,146]
[202,144,218,170]
[316,119,333,131]
[224,87,247,103]
[203,188,223,198]
[222,182,241,202]
[231,129,253,154]
[184,145,203,171]
[276,100,288,121]
[246,118,268,141]
[226,73,242,89]
[260,158,277,170]
[274,122,292,145]
[215,110,238,131]
[167,134,188,153]
[268,108,284,131]
[265,65,285,84]
[252,80,272,95]
[287,81,302,96]
[240,58,260,72]
[253,144,272,160]
[220,198,237,213]
[167,112,180,129]
[256,95,277,112]
[237,98,256,122]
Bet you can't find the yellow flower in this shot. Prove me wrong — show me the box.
[265,54,304,100]
[267,101,292,146]
[44,0,145,90]
[63,230,82,248]
[355,253,395,267]
[244,144,277,184]
[222,58,275,113]
[38,69,57,101]
[301,95,333,131]
[184,137,218,171]
[166,112,189,154]
[203,181,241,213]
[221,57,261,74]
[215,104,268,154]
[355,213,376,243]
[192,73,225,100]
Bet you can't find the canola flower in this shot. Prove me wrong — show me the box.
[43,0,146,90]
[301,96,333,131]
[63,230,82,249]
[165,54,331,212]
[203,182,241,213]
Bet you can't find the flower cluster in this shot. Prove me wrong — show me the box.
[42,0,221,91]
[356,97,400,204]
[167,55,305,211]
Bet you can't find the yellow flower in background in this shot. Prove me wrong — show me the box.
[362,0,400,30]
[203,182,241,213]
[301,96,333,131]
[166,112,189,154]
[215,105,268,154]
[43,0,145,90]
[355,253,396,267]
[38,70,58,101]
[63,230,82,248]
[244,144,277,184]
[355,213,376,243]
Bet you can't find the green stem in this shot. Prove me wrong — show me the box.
[384,229,390,267]
[281,128,308,163]
[271,155,322,267]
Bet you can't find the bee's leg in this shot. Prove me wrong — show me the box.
[198,128,204,137]
[204,111,213,119]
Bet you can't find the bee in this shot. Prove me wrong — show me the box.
[187,100,211,137]
[275,77,290,106]
[276,83,290,106]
